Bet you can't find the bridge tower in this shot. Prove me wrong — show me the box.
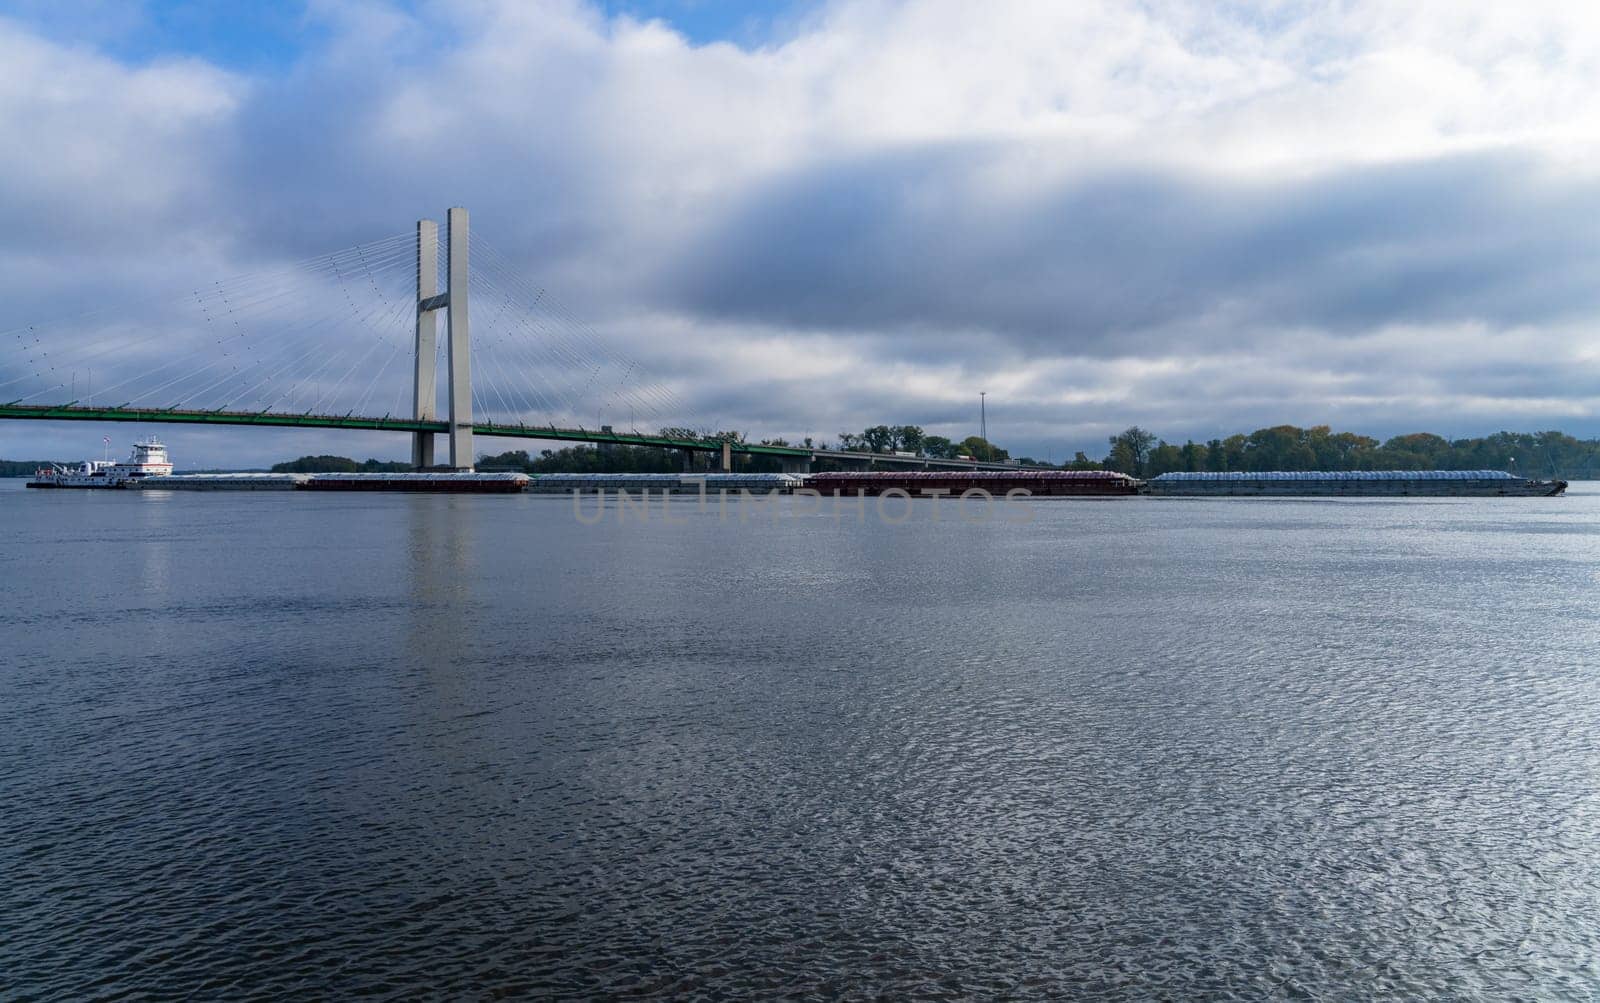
[412,207,472,470]
[411,219,438,468]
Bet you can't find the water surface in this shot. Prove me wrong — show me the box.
[3,481,1599,999]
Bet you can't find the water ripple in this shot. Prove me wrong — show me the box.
[2,484,1599,998]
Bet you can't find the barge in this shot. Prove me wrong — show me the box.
[300,472,529,493]
[128,473,305,490]
[1147,470,1568,496]
[806,470,1143,497]
[525,473,804,494]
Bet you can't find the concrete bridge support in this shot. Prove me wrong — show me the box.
[446,207,472,470]
[411,219,439,469]
[413,207,473,471]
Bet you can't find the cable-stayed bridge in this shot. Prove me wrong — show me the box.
[1,208,1020,472]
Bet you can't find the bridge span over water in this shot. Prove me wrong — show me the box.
[0,404,1026,472]
[1,208,1030,474]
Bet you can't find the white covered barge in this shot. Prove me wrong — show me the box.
[300,472,529,493]
[524,473,804,494]
[1147,470,1567,497]
[129,473,306,490]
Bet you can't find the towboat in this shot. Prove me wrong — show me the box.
[27,438,174,489]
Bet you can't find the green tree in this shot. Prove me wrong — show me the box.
[862,425,895,452]
[893,425,925,453]
[270,455,410,473]
[1179,440,1204,472]
[922,435,956,458]
[1147,441,1184,475]
[1105,427,1157,475]
[960,435,1008,461]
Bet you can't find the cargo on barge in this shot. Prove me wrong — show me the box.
[128,473,306,490]
[1147,470,1567,497]
[300,472,528,493]
[525,473,804,494]
[805,470,1143,497]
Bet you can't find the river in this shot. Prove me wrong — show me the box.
[4,480,1598,999]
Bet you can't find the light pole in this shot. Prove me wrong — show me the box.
[979,391,988,461]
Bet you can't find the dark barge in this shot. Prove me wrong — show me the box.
[299,472,529,493]
[805,470,1143,497]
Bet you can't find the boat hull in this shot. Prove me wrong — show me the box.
[25,479,127,489]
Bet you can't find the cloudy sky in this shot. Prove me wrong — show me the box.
[4,0,1600,467]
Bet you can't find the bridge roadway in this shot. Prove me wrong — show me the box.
[0,404,1033,471]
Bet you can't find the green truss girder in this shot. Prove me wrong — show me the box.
[0,405,811,457]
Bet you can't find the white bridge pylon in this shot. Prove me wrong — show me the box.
[412,207,471,470]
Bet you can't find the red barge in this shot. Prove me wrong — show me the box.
[805,470,1142,497]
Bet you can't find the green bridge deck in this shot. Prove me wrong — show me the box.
[0,404,811,458]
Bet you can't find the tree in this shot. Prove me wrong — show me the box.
[1106,427,1157,475]
[1179,440,1204,472]
[862,425,895,453]
[922,435,956,458]
[960,435,1008,461]
[1240,425,1306,470]
[1147,441,1185,476]
[893,425,925,454]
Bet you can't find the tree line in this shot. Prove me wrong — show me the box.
[11,422,1600,479]
[0,459,64,477]
[477,445,681,473]
[1101,425,1600,479]
[827,425,1010,462]
[248,428,1600,479]
[689,424,1010,462]
[269,455,411,473]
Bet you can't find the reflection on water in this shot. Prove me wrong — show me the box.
[3,482,1600,999]
[405,496,475,671]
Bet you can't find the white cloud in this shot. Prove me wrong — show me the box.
[0,20,240,237]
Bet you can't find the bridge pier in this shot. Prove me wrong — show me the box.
[781,456,811,475]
